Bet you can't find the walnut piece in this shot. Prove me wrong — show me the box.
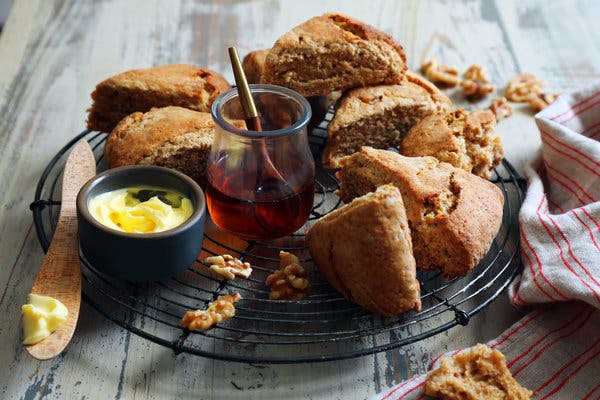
[461,65,495,99]
[505,73,545,102]
[204,254,252,280]
[180,293,241,331]
[488,97,513,120]
[421,58,460,87]
[265,251,311,300]
[528,93,559,112]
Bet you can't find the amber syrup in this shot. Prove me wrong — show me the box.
[206,169,314,240]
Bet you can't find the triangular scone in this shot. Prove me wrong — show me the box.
[323,72,452,168]
[261,13,407,97]
[336,147,504,278]
[87,65,231,133]
[306,185,421,316]
[400,109,503,179]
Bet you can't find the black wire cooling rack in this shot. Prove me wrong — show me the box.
[30,117,525,364]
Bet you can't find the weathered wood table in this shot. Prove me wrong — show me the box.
[1,1,598,398]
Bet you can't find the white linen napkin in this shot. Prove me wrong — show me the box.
[373,85,600,399]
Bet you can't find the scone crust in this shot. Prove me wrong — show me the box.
[323,71,451,168]
[87,64,231,132]
[242,49,269,84]
[425,344,533,400]
[306,185,421,316]
[104,106,217,183]
[400,109,503,179]
[336,147,504,277]
[262,13,407,97]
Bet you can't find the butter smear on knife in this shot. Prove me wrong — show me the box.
[22,294,68,345]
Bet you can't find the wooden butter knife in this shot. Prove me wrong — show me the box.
[26,140,96,360]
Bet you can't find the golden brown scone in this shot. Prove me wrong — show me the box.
[336,147,504,277]
[323,71,452,169]
[400,109,503,179]
[104,106,235,184]
[242,49,269,84]
[88,65,231,132]
[306,185,421,316]
[262,13,407,97]
[425,344,532,400]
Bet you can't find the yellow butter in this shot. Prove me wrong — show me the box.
[22,294,68,345]
[88,186,193,233]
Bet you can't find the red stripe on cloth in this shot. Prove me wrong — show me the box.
[582,208,600,231]
[546,213,600,295]
[519,240,563,301]
[571,210,600,253]
[541,134,600,178]
[580,118,600,134]
[544,161,595,203]
[559,97,600,124]
[582,382,600,400]
[490,307,549,349]
[380,375,422,400]
[511,284,532,306]
[513,307,596,377]
[507,303,586,369]
[549,92,600,121]
[539,343,600,400]
[543,130,600,169]
[536,196,600,304]
[546,197,565,214]
[397,381,425,399]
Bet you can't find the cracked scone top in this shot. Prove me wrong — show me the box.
[400,109,503,179]
[87,64,231,133]
[261,13,407,97]
[306,184,421,316]
[336,147,504,278]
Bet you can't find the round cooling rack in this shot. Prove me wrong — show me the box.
[31,117,526,364]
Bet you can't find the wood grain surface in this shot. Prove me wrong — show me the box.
[0,0,599,399]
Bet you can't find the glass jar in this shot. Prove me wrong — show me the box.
[206,84,315,240]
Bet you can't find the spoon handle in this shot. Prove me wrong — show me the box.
[26,140,96,360]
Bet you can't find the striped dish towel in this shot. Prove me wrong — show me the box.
[373,86,600,399]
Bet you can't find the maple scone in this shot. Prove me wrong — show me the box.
[322,71,452,169]
[336,147,504,277]
[87,64,231,132]
[425,344,532,400]
[262,13,407,98]
[400,109,503,179]
[105,106,232,184]
[306,185,421,316]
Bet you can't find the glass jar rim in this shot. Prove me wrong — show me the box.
[211,84,312,138]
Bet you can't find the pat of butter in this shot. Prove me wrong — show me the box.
[88,186,193,233]
[22,294,68,345]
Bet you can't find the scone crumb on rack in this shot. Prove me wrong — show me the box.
[421,58,460,87]
[180,293,242,331]
[488,97,513,120]
[424,344,533,400]
[505,73,546,102]
[204,254,252,280]
[265,251,311,300]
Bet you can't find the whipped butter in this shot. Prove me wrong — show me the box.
[22,294,68,345]
[88,186,193,233]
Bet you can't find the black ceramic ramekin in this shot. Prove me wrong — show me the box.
[76,165,206,281]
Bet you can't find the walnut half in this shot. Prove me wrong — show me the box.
[489,97,513,120]
[180,293,241,331]
[421,58,460,87]
[461,65,495,100]
[204,254,252,280]
[505,73,545,102]
[265,251,311,300]
[528,93,559,112]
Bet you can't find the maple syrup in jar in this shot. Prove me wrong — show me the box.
[206,84,314,240]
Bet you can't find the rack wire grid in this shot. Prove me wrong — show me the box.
[31,116,525,364]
